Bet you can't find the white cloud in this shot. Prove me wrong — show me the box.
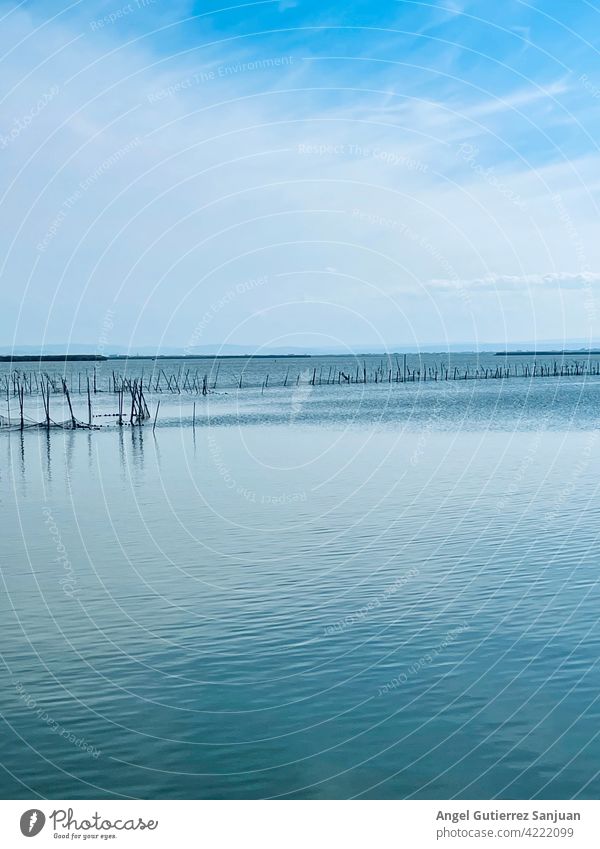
[1,1,600,348]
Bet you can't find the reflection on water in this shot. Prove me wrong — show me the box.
[1,418,600,799]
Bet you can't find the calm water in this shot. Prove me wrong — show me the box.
[4,353,600,431]
[1,358,600,799]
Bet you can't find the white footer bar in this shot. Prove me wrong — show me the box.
[0,800,596,848]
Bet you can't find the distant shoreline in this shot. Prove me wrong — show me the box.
[3,350,600,363]
[0,354,313,363]
[496,350,600,356]
[0,355,107,363]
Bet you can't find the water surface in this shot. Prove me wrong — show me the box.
[1,373,600,799]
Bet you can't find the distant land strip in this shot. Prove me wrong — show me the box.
[4,351,599,363]
[496,350,600,356]
[0,353,312,362]
[0,354,108,362]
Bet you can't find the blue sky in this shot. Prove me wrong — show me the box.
[2,0,600,351]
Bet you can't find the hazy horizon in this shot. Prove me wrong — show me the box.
[4,337,600,358]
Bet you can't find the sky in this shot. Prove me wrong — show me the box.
[2,0,600,353]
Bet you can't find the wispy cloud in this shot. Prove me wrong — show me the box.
[1,0,600,347]
[465,80,570,118]
[429,272,600,291]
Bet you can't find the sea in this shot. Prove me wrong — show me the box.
[1,353,600,799]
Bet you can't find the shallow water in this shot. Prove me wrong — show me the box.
[1,381,600,798]
[4,353,600,432]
